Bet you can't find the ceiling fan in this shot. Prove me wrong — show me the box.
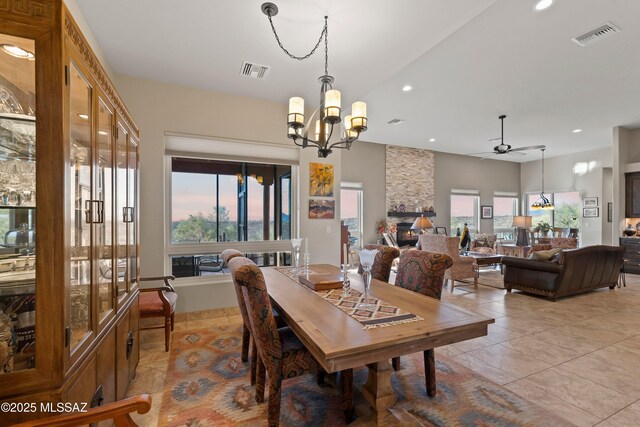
[469,115,545,159]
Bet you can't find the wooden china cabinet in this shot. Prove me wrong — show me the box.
[0,1,140,424]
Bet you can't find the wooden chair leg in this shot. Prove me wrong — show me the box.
[255,356,266,403]
[267,376,283,427]
[424,348,436,397]
[317,370,326,386]
[170,312,175,331]
[250,339,257,385]
[392,356,400,371]
[241,324,250,362]
[473,276,478,289]
[341,369,355,423]
[164,316,171,352]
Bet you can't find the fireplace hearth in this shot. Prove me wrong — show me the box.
[396,222,418,247]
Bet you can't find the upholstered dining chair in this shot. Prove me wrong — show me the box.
[391,250,453,396]
[139,275,177,352]
[417,234,478,290]
[357,244,400,282]
[233,263,353,426]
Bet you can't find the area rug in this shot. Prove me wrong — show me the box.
[157,325,573,427]
[459,270,506,290]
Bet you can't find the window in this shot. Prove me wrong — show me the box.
[450,194,479,235]
[493,196,518,240]
[553,192,579,228]
[169,157,293,277]
[340,186,363,250]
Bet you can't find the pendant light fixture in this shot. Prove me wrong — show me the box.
[261,2,368,158]
[530,147,554,210]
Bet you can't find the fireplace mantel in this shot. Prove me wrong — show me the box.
[387,211,436,218]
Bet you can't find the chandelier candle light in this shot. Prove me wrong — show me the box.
[262,2,368,158]
[530,147,555,210]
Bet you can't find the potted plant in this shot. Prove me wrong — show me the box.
[535,221,552,237]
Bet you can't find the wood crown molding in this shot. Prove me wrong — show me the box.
[63,8,139,137]
[0,0,52,18]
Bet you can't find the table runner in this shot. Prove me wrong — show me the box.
[275,267,422,329]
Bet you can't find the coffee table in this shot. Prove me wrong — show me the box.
[465,252,503,268]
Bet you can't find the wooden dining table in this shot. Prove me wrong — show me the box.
[262,264,495,421]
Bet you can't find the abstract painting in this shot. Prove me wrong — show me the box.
[309,162,334,197]
[309,199,335,219]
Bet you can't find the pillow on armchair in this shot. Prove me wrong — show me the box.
[470,233,497,253]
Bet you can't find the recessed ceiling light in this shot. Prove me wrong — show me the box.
[572,129,582,133]
[0,44,35,60]
[429,138,436,142]
[98,131,108,135]
[535,0,553,11]
[78,114,89,120]
[402,85,412,92]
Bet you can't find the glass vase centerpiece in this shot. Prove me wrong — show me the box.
[358,248,378,311]
[291,238,303,273]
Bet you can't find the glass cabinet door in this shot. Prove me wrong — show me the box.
[0,33,36,373]
[68,62,92,352]
[115,121,128,300]
[127,136,138,287]
[96,97,114,324]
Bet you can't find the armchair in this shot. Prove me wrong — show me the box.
[470,233,498,254]
[417,234,478,290]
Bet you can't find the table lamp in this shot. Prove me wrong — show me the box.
[411,215,434,234]
[512,215,532,246]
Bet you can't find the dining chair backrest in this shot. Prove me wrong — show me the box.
[233,263,283,370]
[357,244,400,282]
[228,256,257,335]
[417,234,462,261]
[395,251,453,300]
[221,249,244,265]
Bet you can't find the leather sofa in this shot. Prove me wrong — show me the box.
[502,245,623,300]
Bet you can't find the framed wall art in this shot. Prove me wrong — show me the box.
[583,207,599,218]
[309,162,334,197]
[481,205,493,219]
[309,199,335,219]
[583,197,598,207]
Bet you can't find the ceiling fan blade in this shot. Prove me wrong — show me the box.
[509,144,546,152]
[480,153,499,160]
[505,151,526,156]
[467,151,497,157]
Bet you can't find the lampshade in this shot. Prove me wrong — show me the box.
[287,97,304,128]
[351,101,368,131]
[324,89,341,122]
[411,216,434,232]
[511,216,532,228]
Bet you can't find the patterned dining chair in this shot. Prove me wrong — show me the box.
[233,263,354,426]
[357,244,400,282]
[391,250,453,397]
[222,249,249,361]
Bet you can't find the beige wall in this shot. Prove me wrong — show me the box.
[341,141,386,246]
[433,152,521,234]
[520,147,612,247]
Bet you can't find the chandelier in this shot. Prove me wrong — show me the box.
[261,3,368,158]
[530,147,554,210]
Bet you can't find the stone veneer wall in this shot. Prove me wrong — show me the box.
[385,145,435,224]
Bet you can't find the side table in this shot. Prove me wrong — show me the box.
[497,244,531,258]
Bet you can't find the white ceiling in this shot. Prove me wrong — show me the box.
[76,0,640,162]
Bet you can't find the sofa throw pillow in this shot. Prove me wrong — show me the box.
[528,248,563,261]
[475,239,488,247]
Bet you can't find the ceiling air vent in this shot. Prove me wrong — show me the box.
[571,22,620,47]
[387,119,405,125]
[240,61,270,79]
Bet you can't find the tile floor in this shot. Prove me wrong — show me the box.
[128,273,640,426]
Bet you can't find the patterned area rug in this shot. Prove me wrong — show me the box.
[158,325,573,427]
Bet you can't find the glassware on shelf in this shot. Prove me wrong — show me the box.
[291,238,302,273]
[358,249,378,311]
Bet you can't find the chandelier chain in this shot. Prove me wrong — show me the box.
[266,13,328,70]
